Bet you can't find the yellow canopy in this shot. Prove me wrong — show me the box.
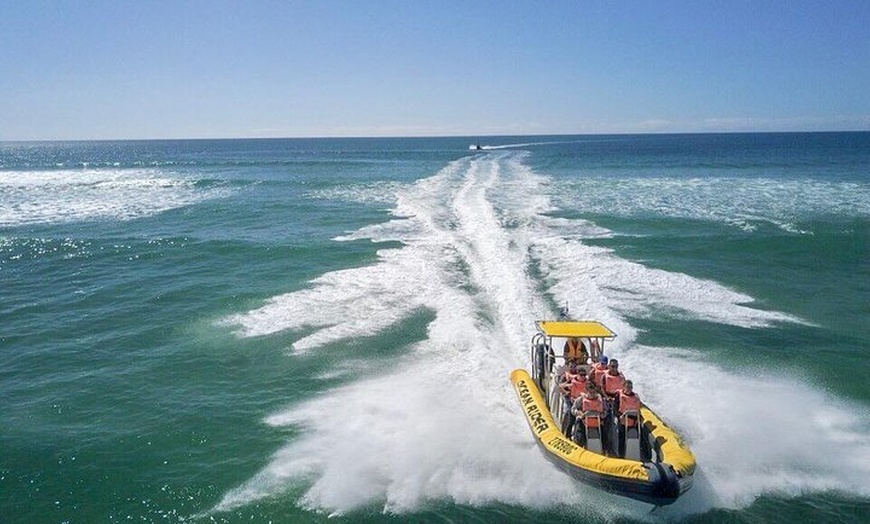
[536,320,616,339]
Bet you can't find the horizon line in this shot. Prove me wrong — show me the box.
[3,129,870,144]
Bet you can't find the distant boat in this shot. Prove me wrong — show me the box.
[469,144,483,151]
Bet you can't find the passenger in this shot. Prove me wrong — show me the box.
[571,381,606,450]
[558,359,582,387]
[617,380,642,457]
[602,358,626,405]
[588,355,609,391]
[617,380,641,426]
[558,360,584,435]
[600,359,626,456]
[560,362,589,401]
[563,337,588,363]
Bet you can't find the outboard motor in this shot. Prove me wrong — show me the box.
[652,464,682,501]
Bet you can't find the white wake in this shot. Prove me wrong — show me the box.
[0,168,230,227]
[215,151,869,519]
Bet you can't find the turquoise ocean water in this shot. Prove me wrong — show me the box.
[1,134,868,523]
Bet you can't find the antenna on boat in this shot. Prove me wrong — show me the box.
[559,302,569,320]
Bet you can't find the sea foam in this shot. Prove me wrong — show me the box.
[555,176,870,233]
[0,168,230,227]
[215,151,869,518]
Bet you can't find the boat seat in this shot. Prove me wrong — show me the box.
[583,411,604,454]
[621,410,642,461]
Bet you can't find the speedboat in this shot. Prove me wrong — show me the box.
[510,319,695,505]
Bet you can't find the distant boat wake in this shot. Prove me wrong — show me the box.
[471,139,584,150]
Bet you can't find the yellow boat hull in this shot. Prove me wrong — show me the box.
[511,369,694,505]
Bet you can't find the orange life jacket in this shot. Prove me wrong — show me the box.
[604,371,626,396]
[581,395,604,428]
[568,374,588,400]
[565,338,586,361]
[563,370,581,383]
[591,363,608,388]
[618,392,641,427]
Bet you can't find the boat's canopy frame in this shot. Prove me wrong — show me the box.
[530,319,616,390]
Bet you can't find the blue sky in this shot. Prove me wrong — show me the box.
[2,1,868,140]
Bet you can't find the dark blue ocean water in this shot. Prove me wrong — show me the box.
[1,134,868,523]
